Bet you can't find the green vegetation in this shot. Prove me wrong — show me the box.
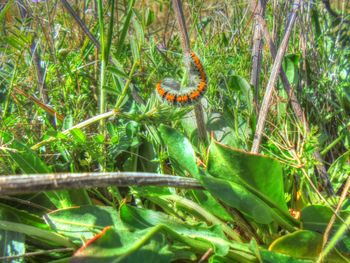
[0,0,349,262]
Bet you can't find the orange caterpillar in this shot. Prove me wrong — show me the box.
[156,51,207,106]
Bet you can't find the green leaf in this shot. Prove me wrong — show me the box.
[159,124,199,178]
[6,139,51,174]
[0,203,48,229]
[158,126,231,221]
[269,230,347,262]
[282,54,300,85]
[269,230,321,259]
[1,135,73,208]
[120,205,230,256]
[301,205,350,255]
[202,176,273,224]
[0,220,73,248]
[227,75,253,114]
[207,141,289,213]
[115,0,136,58]
[301,205,349,233]
[63,115,74,130]
[45,205,124,241]
[71,226,173,263]
[260,249,313,263]
[69,128,87,144]
[107,65,128,79]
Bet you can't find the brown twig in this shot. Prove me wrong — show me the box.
[198,248,213,263]
[251,0,301,153]
[0,172,203,196]
[171,0,208,146]
[255,2,334,195]
[13,87,64,122]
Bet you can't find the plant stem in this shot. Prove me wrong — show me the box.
[171,0,208,146]
[255,2,334,195]
[249,0,267,111]
[115,60,139,109]
[31,110,118,150]
[251,0,300,153]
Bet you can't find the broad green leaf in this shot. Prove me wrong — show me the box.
[158,125,231,221]
[207,141,289,214]
[269,230,347,262]
[120,205,230,256]
[260,249,313,263]
[301,205,350,255]
[189,190,232,222]
[159,124,199,178]
[45,206,124,240]
[71,226,173,263]
[72,223,241,262]
[301,205,349,233]
[202,176,273,224]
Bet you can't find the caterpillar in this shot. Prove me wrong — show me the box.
[156,51,207,106]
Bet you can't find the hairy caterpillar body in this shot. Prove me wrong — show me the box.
[156,51,207,106]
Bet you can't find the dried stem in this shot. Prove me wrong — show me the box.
[249,0,267,110]
[251,0,300,153]
[0,172,203,195]
[171,0,208,146]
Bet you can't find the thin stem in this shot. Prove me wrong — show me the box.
[115,60,139,109]
[31,110,118,150]
[249,0,267,110]
[320,176,350,261]
[171,0,208,146]
[97,0,106,126]
[251,0,300,153]
[255,4,334,195]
